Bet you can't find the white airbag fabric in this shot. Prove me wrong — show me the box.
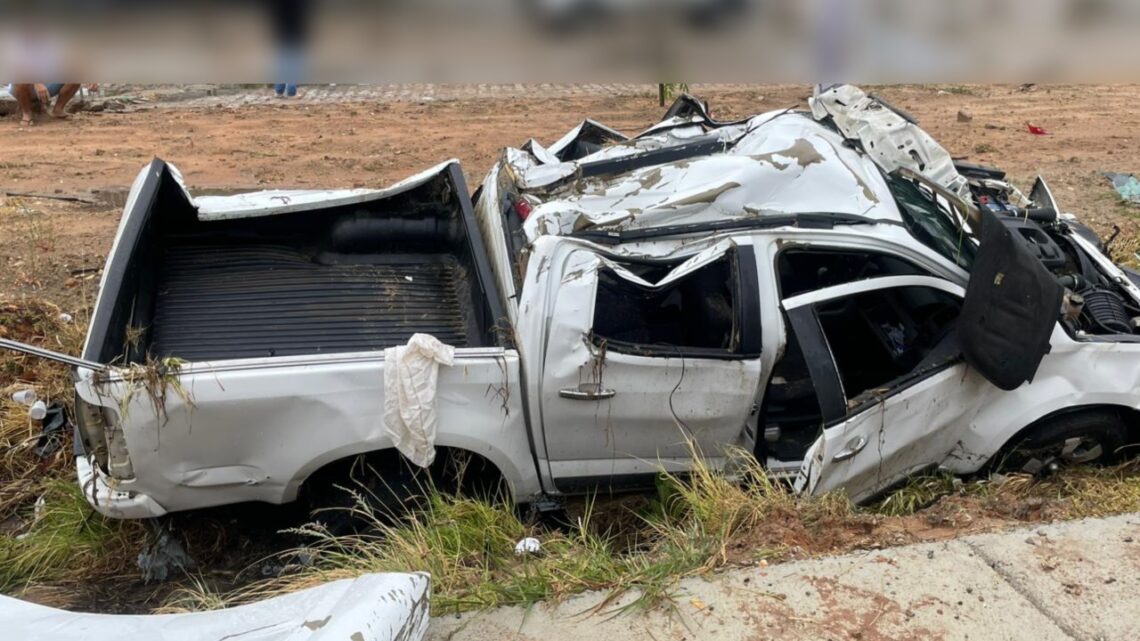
[383,334,455,467]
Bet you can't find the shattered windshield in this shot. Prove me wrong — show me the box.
[886,174,977,270]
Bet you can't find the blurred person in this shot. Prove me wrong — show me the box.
[10,83,80,126]
[270,0,310,98]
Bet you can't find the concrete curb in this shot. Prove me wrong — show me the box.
[429,514,1140,641]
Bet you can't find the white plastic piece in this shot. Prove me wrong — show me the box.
[0,572,430,641]
[383,334,456,468]
[11,390,36,406]
[28,400,47,421]
[515,537,541,555]
[57,312,73,323]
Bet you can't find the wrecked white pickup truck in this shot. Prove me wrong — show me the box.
[9,84,1140,519]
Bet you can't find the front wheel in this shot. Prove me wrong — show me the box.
[999,410,1127,475]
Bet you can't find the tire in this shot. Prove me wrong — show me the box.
[303,452,429,534]
[999,409,1127,475]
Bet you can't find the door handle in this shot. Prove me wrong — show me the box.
[559,383,616,401]
[832,434,868,462]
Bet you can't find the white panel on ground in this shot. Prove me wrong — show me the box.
[0,572,430,641]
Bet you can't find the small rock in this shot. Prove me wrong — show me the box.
[94,149,105,156]
[1037,529,1048,537]
[1124,536,1133,543]
[927,550,935,559]
[966,587,974,594]
[1025,537,1038,546]
[984,123,1002,130]
[957,109,973,123]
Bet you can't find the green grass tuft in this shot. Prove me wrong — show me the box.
[0,480,143,594]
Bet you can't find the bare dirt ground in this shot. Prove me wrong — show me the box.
[3,83,1140,614]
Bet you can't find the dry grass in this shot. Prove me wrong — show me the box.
[0,480,144,594]
[160,454,1140,617]
[161,450,853,615]
[0,299,89,520]
[0,298,148,596]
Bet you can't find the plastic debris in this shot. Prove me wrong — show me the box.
[515,537,541,555]
[33,403,70,459]
[1026,122,1049,135]
[1104,172,1140,205]
[11,390,36,406]
[28,401,47,421]
[57,312,73,323]
[138,524,194,583]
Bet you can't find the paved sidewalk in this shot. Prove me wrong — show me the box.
[429,514,1140,641]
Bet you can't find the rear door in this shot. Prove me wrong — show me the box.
[534,240,765,490]
[786,275,992,503]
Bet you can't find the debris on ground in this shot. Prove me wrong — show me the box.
[0,572,431,641]
[137,524,194,583]
[1104,172,1140,205]
[1026,122,1050,135]
[32,404,70,459]
[514,537,541,556]
[958,109,973,122]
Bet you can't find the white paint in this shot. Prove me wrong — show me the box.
[194,160,460,221]
[809,84,970,200]
[513,111,897,244]
[0,572,430,641]
[76,347,535,518]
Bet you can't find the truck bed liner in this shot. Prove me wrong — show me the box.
[151,243,470,361]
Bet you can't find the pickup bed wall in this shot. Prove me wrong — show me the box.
[85,161,506,364]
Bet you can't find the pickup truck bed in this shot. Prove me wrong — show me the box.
[152,243,473,360]
[86,161,500,365]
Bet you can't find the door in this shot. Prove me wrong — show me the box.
[786,275,991,503]
[537,240,765,490]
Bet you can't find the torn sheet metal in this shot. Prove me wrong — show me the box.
[195,159,461,221]
[809,84,970,200]
[545,118,629,161]
[383,334,456,468]
[516,112,896,242]
[0,572,430,641]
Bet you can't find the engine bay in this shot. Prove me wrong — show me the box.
[957,162,1140,338]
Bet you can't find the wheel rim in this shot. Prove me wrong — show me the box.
[1016,434,1105,474]
[1057,436,1104,464]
